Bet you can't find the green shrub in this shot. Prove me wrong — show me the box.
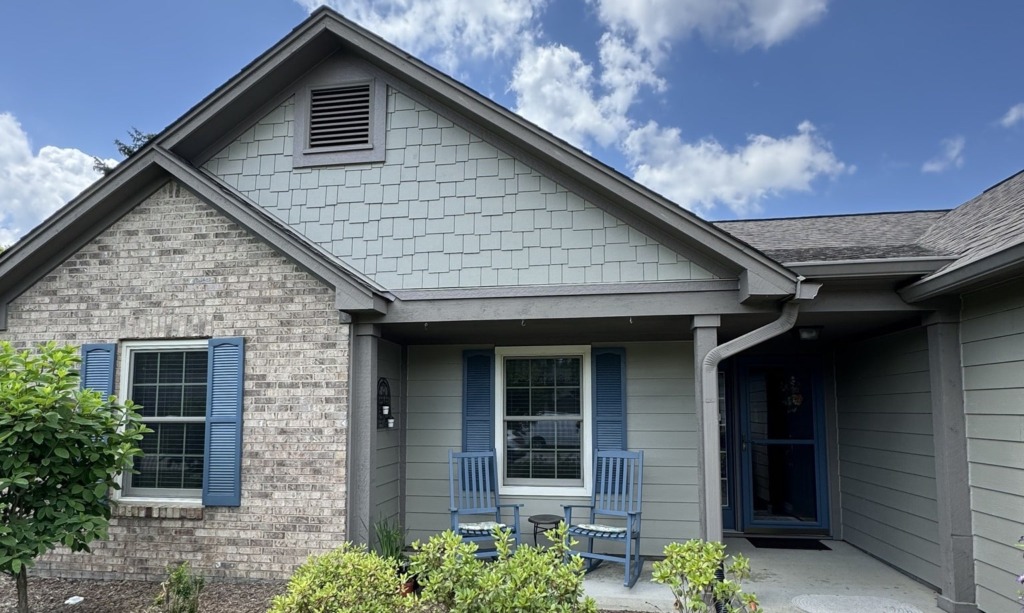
[408,523,597,613]
[652,539,761,613]
[268,543,410,613]
[152,561,204,613]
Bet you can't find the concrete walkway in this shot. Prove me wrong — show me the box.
[583,538,944,612]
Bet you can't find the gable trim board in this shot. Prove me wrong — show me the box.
[150,9,799,300]
[0,147,392,329]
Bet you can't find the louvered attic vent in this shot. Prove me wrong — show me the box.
[308,84,371,149]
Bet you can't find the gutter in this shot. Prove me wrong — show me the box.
[699,278,822,542]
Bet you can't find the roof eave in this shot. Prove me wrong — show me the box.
[900,243,1024,302]
[787,256,958,280]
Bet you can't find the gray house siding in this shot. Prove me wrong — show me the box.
[403,342,699,555]
[203,55,710,290]
[375,339,403,525]
[835,328,940,587]
[961,278,1024,613]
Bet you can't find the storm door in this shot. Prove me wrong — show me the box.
[737,360,828,532]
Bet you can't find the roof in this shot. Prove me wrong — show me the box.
[901,170,1024,301]
[714,210,951,263]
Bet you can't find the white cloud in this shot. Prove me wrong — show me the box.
[0,113,111,247]
[294,0,545,72]
[297,0,845,217]
[999,102,1024,128]
[592,0,828,55]
[624,120,851,216]
[510,42,635,150]
[921,136,965,174]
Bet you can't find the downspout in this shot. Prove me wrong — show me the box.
[700,278,821,543]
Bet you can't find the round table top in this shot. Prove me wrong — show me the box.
[527,514,562,524]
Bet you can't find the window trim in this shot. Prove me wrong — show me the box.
[494,346,592,497]
[113,339,209,505]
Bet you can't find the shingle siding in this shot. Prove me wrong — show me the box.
[204,75,707,290]
[0,181,350,581]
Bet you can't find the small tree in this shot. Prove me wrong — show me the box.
[92,127,156,175]
[0,342,148,613]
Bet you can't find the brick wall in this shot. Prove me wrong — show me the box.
[0,181,350,580]
[205,72,708,289]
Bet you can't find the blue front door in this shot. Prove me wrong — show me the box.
[737,360,829,532]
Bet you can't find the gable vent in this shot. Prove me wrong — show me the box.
[308,84,371,149]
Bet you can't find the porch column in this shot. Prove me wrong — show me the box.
[348,323,380,545]
[692,315,721,542]
[924,311,977,613]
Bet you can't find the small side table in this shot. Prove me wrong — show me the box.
[528,514,562,545]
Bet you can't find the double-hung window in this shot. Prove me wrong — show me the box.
[120,340,209,500]
[495,346,592,496]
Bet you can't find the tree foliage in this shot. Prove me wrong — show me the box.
[0,342,147,612]
[92,127,157,175]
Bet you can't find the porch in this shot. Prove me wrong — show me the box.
[584,538,944,612]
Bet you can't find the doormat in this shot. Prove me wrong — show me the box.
[746,537,830,550]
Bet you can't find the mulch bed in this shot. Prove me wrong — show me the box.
[0,577,285,613]
[0,576,635,613]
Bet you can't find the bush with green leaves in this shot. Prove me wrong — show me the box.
[652,539,761,613]
[409,523,597,613]
[267,543,411,613]
[152,561,204,613]
[0,342,148,613]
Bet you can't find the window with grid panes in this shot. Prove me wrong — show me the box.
[124,344,208,498]
[503,356,584,486]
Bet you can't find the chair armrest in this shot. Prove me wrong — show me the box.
[496,503,525,509]
[561,504,595,511]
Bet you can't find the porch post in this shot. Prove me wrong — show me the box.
[924,311,977,613]
[692,315,721,542]
[348,323,380,546]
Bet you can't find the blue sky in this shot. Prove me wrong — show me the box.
[1,0,1022,245]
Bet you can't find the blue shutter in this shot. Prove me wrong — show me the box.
[462,350,495,452]
[203,337,244,507]
[80,344,116,400]
[593,348,626,451]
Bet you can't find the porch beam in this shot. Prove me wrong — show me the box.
[924,311,978,613]
[347,323,380,546]
[691,316,721,542]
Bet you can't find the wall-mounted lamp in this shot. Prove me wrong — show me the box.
[797,326,823,341]
[377,377,395,429]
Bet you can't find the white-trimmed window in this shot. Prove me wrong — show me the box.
[119,339,209,501]
[495,346,592,497]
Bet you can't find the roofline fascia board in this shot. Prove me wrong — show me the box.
[154,150,391,314]
[392,279,736,301]
[359,289,773,325]
[788,256,958,280]
[150,8,798,297]
[900,242,1024,302]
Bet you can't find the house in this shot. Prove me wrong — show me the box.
[0,6,1021,612]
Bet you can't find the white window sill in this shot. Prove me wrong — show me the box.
[111,498,204,520]
[500,485,589,498]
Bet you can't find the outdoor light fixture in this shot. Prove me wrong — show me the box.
[797,326,822,341]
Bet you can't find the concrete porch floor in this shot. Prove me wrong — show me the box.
[583,538,944,612]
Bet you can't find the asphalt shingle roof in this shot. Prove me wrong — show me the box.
[714,211,952,263]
